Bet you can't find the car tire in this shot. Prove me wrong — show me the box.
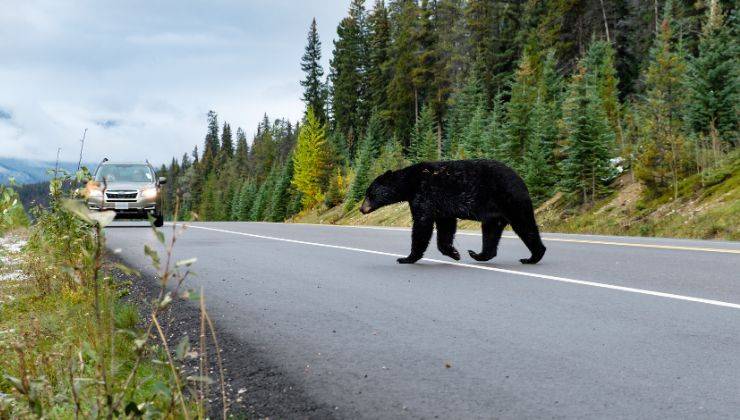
[153,214,164,227]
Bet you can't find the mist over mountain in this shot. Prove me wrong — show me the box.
[0,157,94,184]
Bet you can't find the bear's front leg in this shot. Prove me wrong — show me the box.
[398,217,434,264]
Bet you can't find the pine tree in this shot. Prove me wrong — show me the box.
[386,0,420,149]
[217,122,234,171]
[466,0,522,101]
[192,145,199,165]
[370,137,408,176]
[330,0,369,158]
[268,160,295,221]
[292,107,330,208]
[219,179,236,220]
[288,191,303,218]
[430,0,467,154]
[201,110,220,175]
[324,167,348,208]
[539,49,565,110]
[345,138,374,210]
[249,179,271,221]
[686,0,738,151]
[503,53,539,169]
[484,93,507,159]
[327,130,350,165]
[198,172,218,220]
[186,144,202,215]
[518,0,609,75]
[635,3,690,199]
[561,66,615,204]
[412,0,438,114]
[523,98,558,204]
[237,182,257,221]
[220,122,234,157]
[344,111,385,207]
[523,140,554,206]
[445,68,484,158]
[249,114,277,180]
[583,40,623,150]
[410,105,439,163]
[229,179,243,220]
[301,18,328,123]
[432,0,467,103]
[367,0,392,115]
[234,127,249,176]
[460,103,488,159]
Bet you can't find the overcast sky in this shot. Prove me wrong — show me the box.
[0,0,347,165]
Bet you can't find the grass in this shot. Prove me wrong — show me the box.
[1,173,228,418]
[541,152,740,240]
[0,260,181,417]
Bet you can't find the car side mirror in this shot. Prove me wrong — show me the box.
[158,177,167,185]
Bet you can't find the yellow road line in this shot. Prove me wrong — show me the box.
[245,222,740,255]
[495,235,740,254]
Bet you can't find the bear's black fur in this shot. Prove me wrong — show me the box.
[360,159,546,264]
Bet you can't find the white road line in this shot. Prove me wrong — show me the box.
[272,222,740,254]
[183,224,740,311]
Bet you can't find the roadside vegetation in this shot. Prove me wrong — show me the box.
[153,0,737,241]
[0,172,228,418]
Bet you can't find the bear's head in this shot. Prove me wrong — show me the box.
[360,170,402,214]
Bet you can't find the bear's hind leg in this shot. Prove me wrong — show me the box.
[510,213,546,264]
[468,218,506,262]
[435,217,460,261]
[398,217,434,264]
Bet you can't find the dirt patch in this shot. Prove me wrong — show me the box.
[594,181,643,216]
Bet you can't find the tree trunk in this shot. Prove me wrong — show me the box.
[436,120,443,158]
[669,135,678,201]
[710,120,720,164]
[591,168,596,204]
[414,88,419,125]
[654,0,659,33]
[599,0,611,43]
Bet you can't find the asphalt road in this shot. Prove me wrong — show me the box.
[106,221,740,419]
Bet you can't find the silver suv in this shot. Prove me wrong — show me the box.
[86,161,166,226]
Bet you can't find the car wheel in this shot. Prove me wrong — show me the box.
[153,214,164,227]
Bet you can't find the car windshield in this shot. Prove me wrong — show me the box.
[95,164,153,183]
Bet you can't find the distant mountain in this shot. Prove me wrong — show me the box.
[0,157,95,185]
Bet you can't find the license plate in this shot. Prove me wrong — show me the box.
[114,202,129,210]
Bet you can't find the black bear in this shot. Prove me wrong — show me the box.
[359,159,546,264]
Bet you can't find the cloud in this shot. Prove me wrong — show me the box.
[94,119,121,129]
[0,0,347,165]
[125,31,240,47]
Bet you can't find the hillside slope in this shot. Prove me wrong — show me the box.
[293,154,740,241]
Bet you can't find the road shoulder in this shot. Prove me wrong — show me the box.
[111,253,338,419]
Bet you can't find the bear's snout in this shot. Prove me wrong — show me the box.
[359,199,373,214]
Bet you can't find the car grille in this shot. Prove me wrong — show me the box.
[106,190,138,201]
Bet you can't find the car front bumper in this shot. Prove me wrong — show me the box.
[87,190,159,219]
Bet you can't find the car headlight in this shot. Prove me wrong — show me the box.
[141,187,158,199]
[88,189,103,198]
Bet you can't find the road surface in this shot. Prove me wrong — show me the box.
[106,221,740,419]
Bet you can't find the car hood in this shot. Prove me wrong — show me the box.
[102,182,154,191]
